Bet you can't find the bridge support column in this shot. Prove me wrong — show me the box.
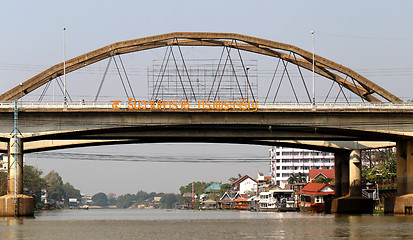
[385,140,413,214]
[349,150,362,197]
[334,151,350,198]
[331,150,373,214]
[0,137,34,217]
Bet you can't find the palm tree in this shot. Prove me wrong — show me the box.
[287,172,307,184]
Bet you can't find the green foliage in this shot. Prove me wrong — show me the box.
[362,148,397,188]
[116,193,136,208]
[179,182,210,197]
[219,183,231,196]
[92,192,108,206]
[23,165,47,206]
[287,172,307,184]
[1,165,80,209]
[228,174,242,182]
[43,170,81,206]
[160,193,179,209]
[107,193,117,205]
[44,170,65,202]
[312,177,333,184]
[62,182,81,200]
[115,191,165,208]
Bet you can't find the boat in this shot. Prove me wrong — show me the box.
[258,189,298,211]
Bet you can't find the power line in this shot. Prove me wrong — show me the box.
[27,152,270,163]
[317,32,413,42]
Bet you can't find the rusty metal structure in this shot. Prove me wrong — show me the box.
[0,32,402,102]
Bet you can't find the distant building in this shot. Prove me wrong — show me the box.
[270,147,335,188]
[0,154,8,172]
[204,183,222,194]
[41,189,49,203]
[256,172,272,193]
[231,175,257,196]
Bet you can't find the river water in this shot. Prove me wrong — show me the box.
[0,209,412,239]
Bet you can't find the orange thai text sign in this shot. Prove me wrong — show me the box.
[112,98,258,111]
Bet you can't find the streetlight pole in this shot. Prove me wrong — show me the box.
[246,67,250,101]
[311,30,315,105]
[63,27,67,105]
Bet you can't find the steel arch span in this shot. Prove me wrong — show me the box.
[0,32,401,102]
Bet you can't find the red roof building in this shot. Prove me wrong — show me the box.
[298,183,335,212]
[298,183,335,196]
[309,169,335,182]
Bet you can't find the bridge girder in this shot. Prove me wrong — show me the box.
[0,32,401,102]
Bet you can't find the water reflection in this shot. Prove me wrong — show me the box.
[0,218,25,240]
[0,210,412,240]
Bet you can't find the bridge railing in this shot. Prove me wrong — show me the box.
[2,101,413,110]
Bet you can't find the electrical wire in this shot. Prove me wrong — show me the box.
[28,152,270,163]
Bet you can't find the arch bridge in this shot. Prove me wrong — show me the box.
[0,32,410,216]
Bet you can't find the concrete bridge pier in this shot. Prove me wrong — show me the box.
[331,150,374,213]
[385,141,413,214]
[0,137,34,217]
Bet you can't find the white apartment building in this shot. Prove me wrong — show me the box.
[270,147,335,188]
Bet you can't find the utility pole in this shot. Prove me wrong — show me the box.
[311,30,315,105]
[246,67,250,101]
[191,183,195,209]
[63,27,67,105]
[13,100,18,216]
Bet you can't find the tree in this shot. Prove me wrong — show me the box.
[23,165,47,207]
[362,148,397,188]
[92,192,108,206]
[160,193,178,209]
[107,193,117,205]
[179,182,210,197]
[220,183,231,196]
[228,174,242,182]
[62,182,81,202]
[116,193,136,208]
[287,173,307,184]
[44,170,65,202]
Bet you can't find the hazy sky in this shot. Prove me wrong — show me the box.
[1,1,413,195]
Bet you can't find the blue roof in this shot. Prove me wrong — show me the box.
[205,184,222,192]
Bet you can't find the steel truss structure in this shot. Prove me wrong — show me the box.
[148,58,258,102]
[0,32,402,103]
